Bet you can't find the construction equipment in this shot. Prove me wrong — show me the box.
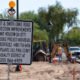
[33,40,49,61]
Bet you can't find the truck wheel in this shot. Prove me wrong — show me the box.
[36,53,46,61]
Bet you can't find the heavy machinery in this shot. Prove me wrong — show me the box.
[32,40,49,61]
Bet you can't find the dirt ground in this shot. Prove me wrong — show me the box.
[0,62,80,80]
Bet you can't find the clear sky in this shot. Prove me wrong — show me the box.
[0,0,80,14]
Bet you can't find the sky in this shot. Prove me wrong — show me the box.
[0,0,80,14]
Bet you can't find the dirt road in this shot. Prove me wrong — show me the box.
[0,62,80,80]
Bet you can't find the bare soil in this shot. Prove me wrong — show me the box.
[0,62,80,80]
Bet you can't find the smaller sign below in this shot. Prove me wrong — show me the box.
[8,8,15,16]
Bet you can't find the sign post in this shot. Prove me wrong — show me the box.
[8,63,10,80]
[7,1,16,79]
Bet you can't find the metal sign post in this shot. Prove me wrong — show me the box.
[8,64,10,80]
[7,2,15,79]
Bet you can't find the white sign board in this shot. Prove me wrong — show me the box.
[0,20,33,65]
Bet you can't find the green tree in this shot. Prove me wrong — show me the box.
[64,27,80,39]
[63,27,80,45]
[33,23,48,41]
[19,11,38,22]
[19,12,48,41]
[37,2,78,41]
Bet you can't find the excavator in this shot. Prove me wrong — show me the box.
[51,41,72,63]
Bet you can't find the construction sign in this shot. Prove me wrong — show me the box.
[0,20,33,65]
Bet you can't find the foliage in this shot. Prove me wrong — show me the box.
[33,23,48,41]
[19,11,38,22]
[63,27,80,45]
[37,2,78,40]
[19,12,49,41]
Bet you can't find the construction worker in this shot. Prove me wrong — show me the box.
[57,44,62,63]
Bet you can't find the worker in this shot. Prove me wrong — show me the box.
[57,44,62,63]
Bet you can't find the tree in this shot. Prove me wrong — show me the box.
[37,2,78,41]
[64,27,80,39]
[19,11,38,22]
[63,27,80,45]
[33,23,48,41]
[20,12,48,41]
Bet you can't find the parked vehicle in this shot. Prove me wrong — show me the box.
[69,46,80,59]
